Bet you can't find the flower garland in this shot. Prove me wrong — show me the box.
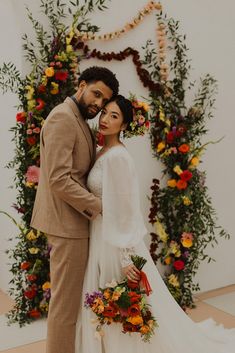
[76,1,162,41]
[76,42,164,96]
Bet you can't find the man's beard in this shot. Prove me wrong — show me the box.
[77,96,100,120]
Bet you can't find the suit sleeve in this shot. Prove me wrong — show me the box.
[42,111,101,220]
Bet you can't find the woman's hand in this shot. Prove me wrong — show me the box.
[122,263,140,283]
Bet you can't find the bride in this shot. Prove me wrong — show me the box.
[76,95,235,353]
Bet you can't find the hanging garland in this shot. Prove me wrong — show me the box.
[76,1,162,41]
[0,0,229,325]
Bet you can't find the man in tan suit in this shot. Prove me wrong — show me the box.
[31,66,119,353]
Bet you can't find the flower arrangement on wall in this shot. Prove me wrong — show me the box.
[0,0,229,325]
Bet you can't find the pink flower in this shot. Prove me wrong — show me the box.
[26,166,40,184]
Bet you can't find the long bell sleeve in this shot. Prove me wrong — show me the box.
[102,147,147,266]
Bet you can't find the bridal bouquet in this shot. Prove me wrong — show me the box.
[84,256,158,342]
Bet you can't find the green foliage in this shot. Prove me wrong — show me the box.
[146,13,229,308]
[0,0,109,326]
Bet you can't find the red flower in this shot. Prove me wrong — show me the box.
[96,132,104,146]
[24,288,37,299]
[180,170,193,182]
[128,292,141,304]
[27,274,37,282]
[20,261,31,270]
[123,322,138,332]
[28,309,41,318]
[35,98,45,111]
[166,131,174,144]
[145,121,150,129]
[173,260,185,271]
[37,84,46,93]
[103,304,118,318]
[127,304,141,317]
[55,70,69,81]
[178,144,190,153]
[176,180,188,190]
[26,136,37,146]
[16,112,26,124]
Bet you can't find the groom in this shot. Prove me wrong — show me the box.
[31,66,119,353]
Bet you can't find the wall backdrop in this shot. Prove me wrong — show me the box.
[0,0,234,294]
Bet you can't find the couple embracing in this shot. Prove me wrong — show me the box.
[31,66,235,353]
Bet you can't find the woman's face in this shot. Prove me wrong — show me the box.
[99,101,127,136]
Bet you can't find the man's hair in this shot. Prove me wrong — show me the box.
[78,66,119,97]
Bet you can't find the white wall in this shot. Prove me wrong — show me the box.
[0,0,234,293]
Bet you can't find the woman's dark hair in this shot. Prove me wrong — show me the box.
[110,95,133,131]
[78,66,119,97]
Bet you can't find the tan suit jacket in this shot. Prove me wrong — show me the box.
[31,97,101,238]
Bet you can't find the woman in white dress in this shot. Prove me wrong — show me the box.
[76,95,235,353]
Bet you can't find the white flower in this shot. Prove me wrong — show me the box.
[105,279,118,288]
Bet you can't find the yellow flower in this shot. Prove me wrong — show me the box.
[50,82,59,95]
[26,230,37,241]
[27,99,36,110]
[42,281,51,291]
[25,182,34,188]
[66,45,73,53]
[155,220,168,243]
[169,241,181,257]
[45,67,55,77]
[157,141,165,153]
[66,29,74,44]
[127,315,143,326]
[25,85,35,100]
[142,102,150,112]
[173,165,183,175]
[168,274,180,287]
[28,247,40,254]
[159,106,165,121]
[167,179,177,188]
[190,156,199,167]
[182,196,192,206]
[41,75,48,86]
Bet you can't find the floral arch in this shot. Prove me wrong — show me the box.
[0,0,229,325]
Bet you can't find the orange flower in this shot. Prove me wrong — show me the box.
[178,144,190,153]
[176,180,187,190]
[164,256,171,265]
[167,179,177,188]
[127,315,143,326]
[45,67,55,77]
[140,325,150,334]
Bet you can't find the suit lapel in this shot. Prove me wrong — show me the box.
[64,97,94,160]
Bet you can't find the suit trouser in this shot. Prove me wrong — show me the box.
[46,234,88,353]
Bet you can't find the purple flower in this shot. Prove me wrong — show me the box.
[84,291,103,307]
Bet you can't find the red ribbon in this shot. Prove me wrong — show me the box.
[139,270,152,296]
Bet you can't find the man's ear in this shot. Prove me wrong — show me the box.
[78,80,87,92]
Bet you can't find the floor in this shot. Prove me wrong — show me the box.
[0,284,235,352]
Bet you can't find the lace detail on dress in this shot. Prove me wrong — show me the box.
[120,247,136,267]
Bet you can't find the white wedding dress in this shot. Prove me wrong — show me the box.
[76,145,235,353]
